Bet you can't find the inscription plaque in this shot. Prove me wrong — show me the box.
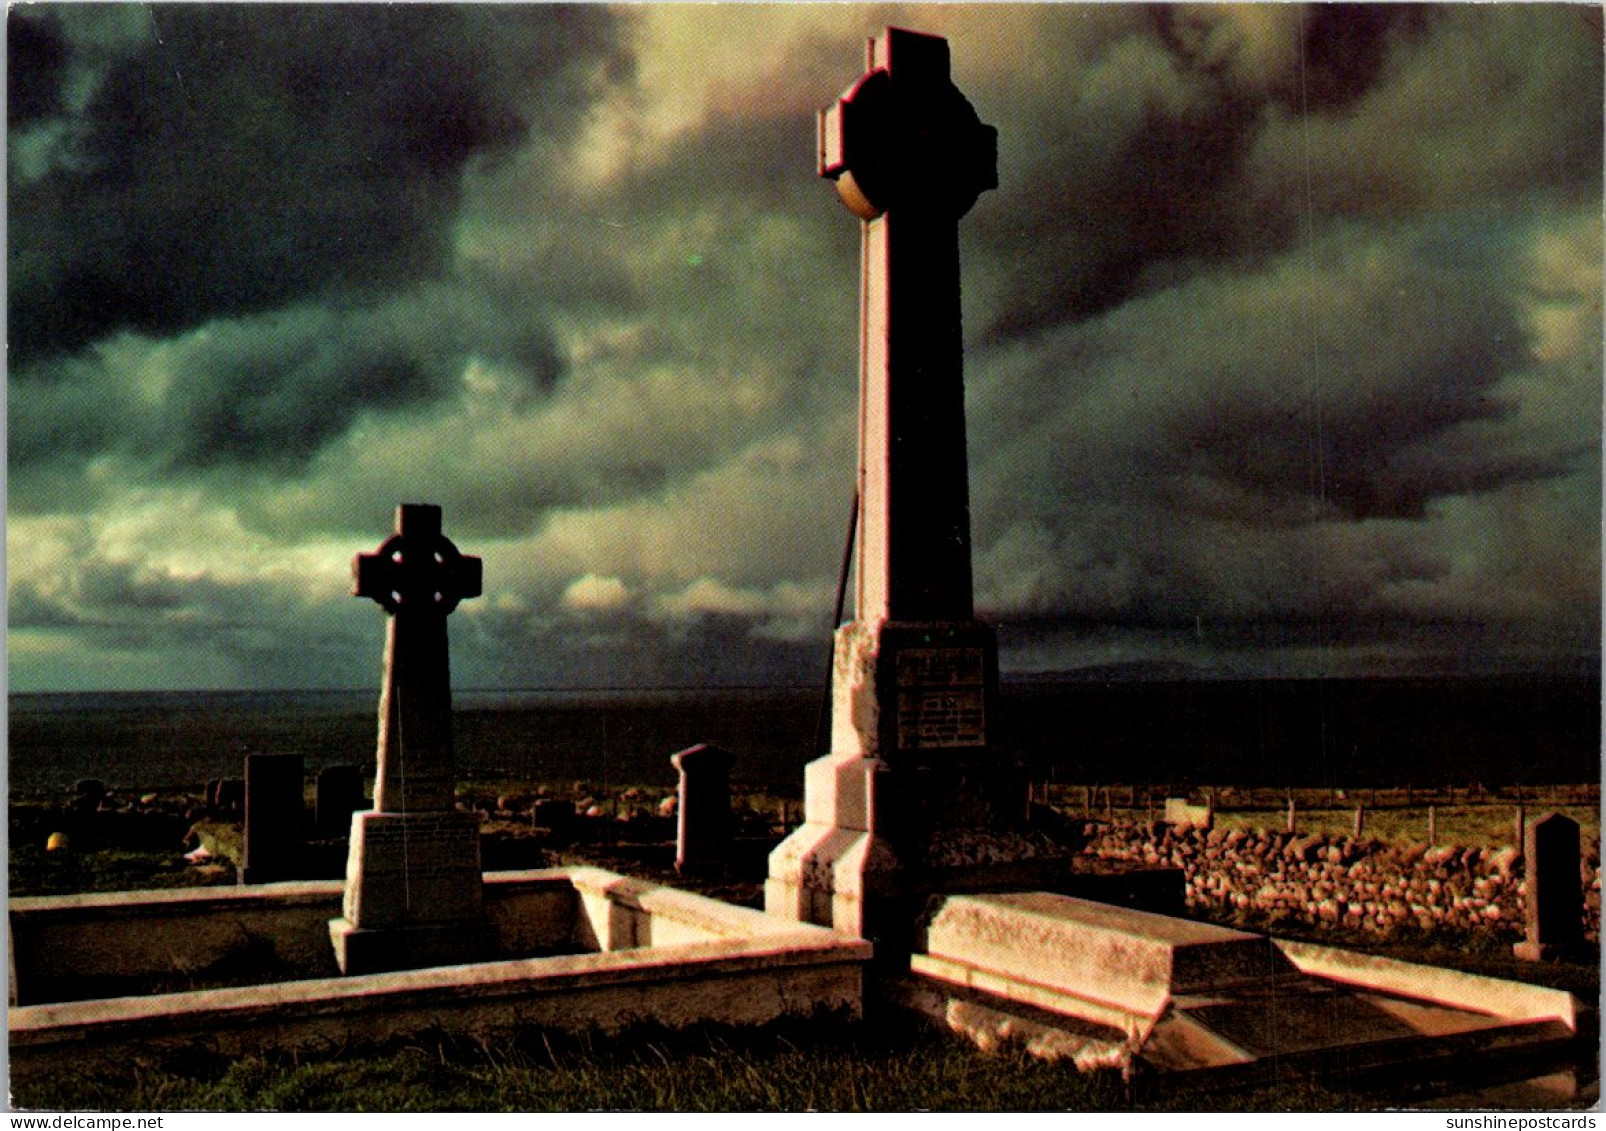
[895,647,986,749]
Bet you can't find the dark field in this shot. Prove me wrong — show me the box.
[8,675,1600,796]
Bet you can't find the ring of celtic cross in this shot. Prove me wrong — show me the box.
[826,66,997,221]
[355,532,478,616]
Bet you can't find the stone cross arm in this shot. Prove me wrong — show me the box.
[353,503,482,616]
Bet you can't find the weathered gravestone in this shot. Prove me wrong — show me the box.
[767,28,1072,950]
[239,753,305,884]
[1513,812,1583,961]
[216,777,245,818]
[671,743,736,874]
[316,764,366,836]
[330,503,492,975]
[533,798,575,835]
[70,778,105,812]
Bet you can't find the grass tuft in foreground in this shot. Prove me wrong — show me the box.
[11,1013,1363,1113]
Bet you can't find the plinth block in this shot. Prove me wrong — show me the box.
[343,810,483,928]
[803,755,875,830]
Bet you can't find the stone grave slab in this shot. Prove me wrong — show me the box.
[914,893,1292,1028]
[897,891,1582,1087]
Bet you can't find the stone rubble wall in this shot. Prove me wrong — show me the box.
[1080,820,1602,943]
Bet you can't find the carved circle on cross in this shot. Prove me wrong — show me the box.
[354,530,480,616]
[829,66,997,221]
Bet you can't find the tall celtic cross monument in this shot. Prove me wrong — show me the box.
[768,29,1064,950]
[330,503,494,974]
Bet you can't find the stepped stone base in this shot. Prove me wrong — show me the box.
[343,809,483,926]
[767,618,1085,945]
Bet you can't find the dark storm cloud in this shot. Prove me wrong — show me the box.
[7,3,626,367]
[972,216,1544,522]
[12,569,379,690]
[10,282,567,494]
[458,599,823,690]
[7,8,69,128]
[1162,4,1429,114]
[159,288,566,472]
[967,205,1598,647]
[966,4,1600,345]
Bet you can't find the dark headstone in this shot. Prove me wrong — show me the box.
[316,764,366,835]
[214,777,245,818]
[70,778,105,812]
[533,798,575,833]
[671,743,736,874]
[1514,812,1583,961]
[240,753,304,884]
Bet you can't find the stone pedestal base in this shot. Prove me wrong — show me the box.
[765,789,902,943]
[343,809,483,925]
[766,619,1081,953]
[329,917,497,975]
[334,809,488,974]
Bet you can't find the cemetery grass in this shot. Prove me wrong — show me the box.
[11,955,1594,1114]
[15,1014,1367,1113]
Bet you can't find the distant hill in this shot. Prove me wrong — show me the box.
[1004,660,1208,684]
[1004,661,1602,685]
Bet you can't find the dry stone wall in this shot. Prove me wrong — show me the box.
[1080,820,1601,943]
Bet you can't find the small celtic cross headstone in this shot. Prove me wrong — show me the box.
[354,503,482,617]
[331,503,492,975]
